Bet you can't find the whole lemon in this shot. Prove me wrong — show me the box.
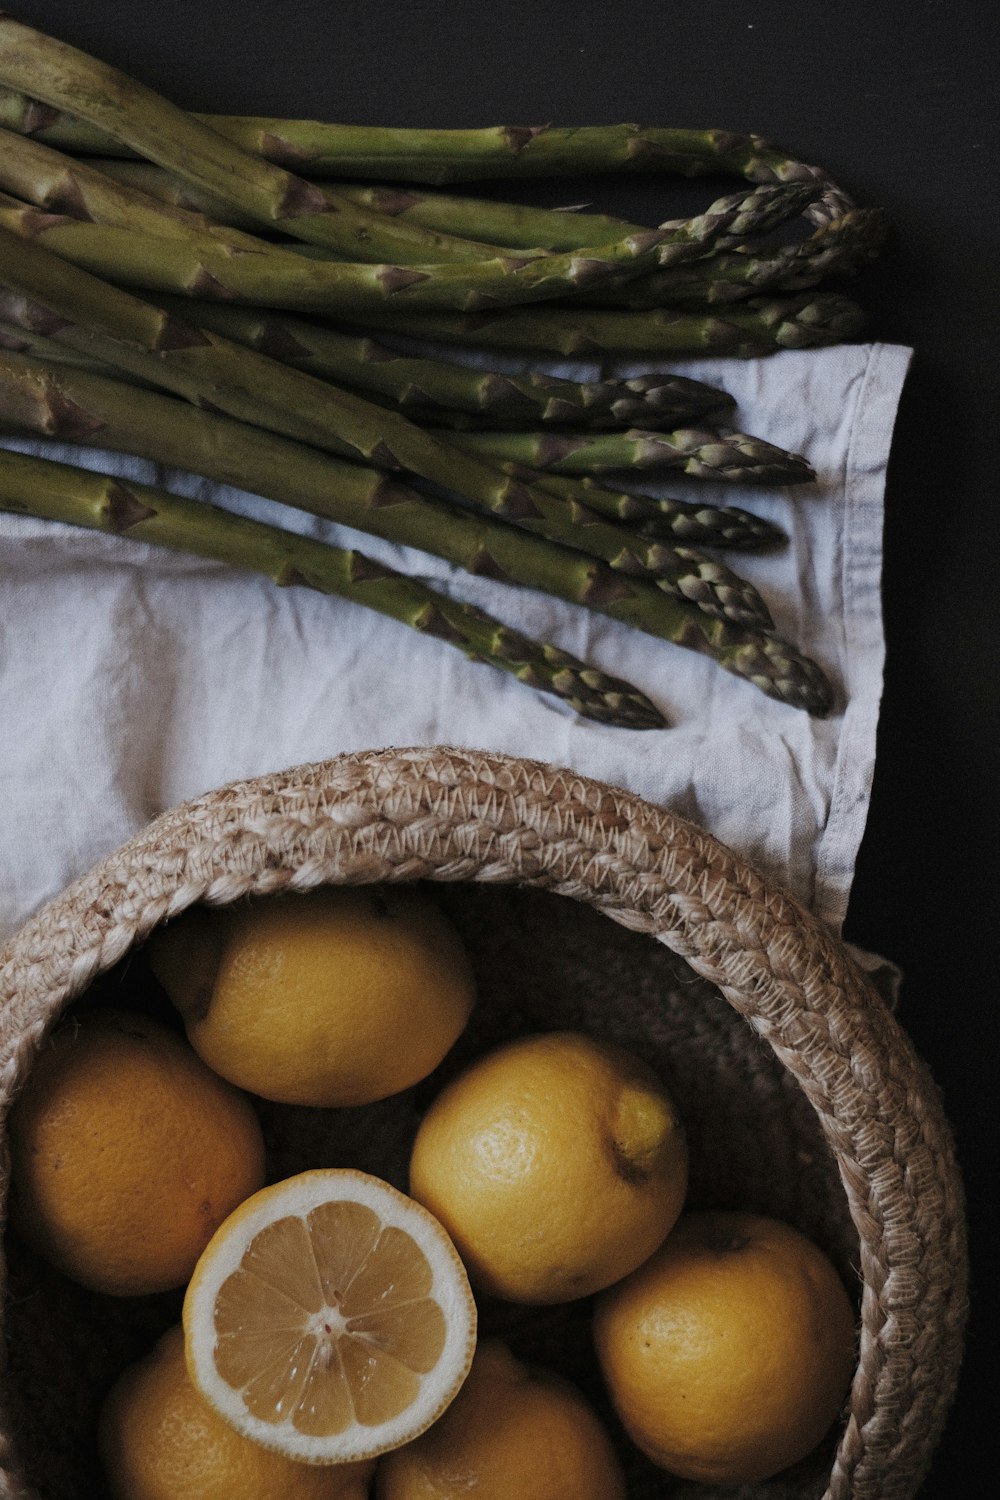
[408,1031,687,1303]
[8,1008,265,1296]
[593,1210,857,1484]
[148,885,475,1107]
[99,1325,374,1500]
[376,1339,625,1500]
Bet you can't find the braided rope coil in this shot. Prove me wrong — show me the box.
[0,746,967,1500]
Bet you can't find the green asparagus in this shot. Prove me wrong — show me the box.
[0,445,665,728]
[0,86,856,198]
[472,468,786,549]
[0,179,822,317]
[348,293,868,357]
[448,427,814,484]
[0,318,781,553]
[0,348,774,629]
[4,108,881,312]
[0,20,859,724]
[0,429,829,714]
[0,229,819,573]
[0,223,637,521]
[83,159,881,302]
[146,295,734,430]
[85,157,642,252]
[0,21,817,287]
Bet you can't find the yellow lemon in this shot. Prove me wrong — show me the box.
[182,1168,477,1464]
[376,1338,626,1499]
[99,1324,374,1500]
[408,1031,687,1303]
[148,885,474,1107]
[593,1210,858,1484]
[8,1008,265,1296]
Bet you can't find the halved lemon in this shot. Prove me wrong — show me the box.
[182,1169,477,1464]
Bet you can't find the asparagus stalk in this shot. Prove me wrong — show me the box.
[86,157,642,253]
[0,179,821,317]
[0,223,648,521]
[13,120,881,312]
[0,444,666,729]
[0,315,126,376]
[0,22,816,283]
[473,467,786,549]
[0,430,829,714]
[0,320,780,552]
[0,348,771,628]
[0,62,878,300]
[0,125,807,321]
[0,125,307,252]
[146,295,734,429]
[349,292,868,357]
[448,426,814,484]
[0,226,817,582]
[0,24,514,268]
[0,192,651,316]
[0,89,853,197]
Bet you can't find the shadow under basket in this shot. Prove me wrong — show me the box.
[0,747,967,1500]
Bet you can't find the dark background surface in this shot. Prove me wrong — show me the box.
[10,2,998,1494]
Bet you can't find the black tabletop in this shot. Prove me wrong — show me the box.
[8,2,997,1494]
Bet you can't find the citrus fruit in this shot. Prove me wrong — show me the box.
[99,1324,374,1500]
[376,1338,626,1499]
[408,1030,688,1304]
[148,885,475,1107]
[182,1168,477,1464]
[8,1008,265,1296]
[593,1210,858,1484]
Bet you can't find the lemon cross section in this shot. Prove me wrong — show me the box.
[183,1170,477,1464]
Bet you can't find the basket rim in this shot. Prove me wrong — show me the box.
[0,744,968,1500]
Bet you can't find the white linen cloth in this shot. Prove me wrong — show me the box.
[0,341,911,945]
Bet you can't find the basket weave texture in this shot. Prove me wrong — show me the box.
[0,746,967,1500]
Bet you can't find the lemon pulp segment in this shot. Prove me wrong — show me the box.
[213,1203,447,1433]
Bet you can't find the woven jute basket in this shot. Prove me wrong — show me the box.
[0,746,967,1500]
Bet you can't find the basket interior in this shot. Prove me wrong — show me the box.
[2,879,858,1500]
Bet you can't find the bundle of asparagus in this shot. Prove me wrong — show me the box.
[0,16,884,725]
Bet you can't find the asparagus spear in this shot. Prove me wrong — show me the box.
[0,445,665,729]
[0,124,795,320]
[340,184,885,293]
[448,427,814,485]
[0,89,852,197]
[349,293,868,357]
[0,22,814,284]
[0,25,514,269]
[0,192,652,316]
[87,157,642,253]
[0,348,771,628]
[471,467,786,549]
[12,118,881,310]
[0,223,648,521]
[0,178,821,317]
[0,320,780,553]
[0,432,829,715]
[146,295,734,430]
[0,63,878,299]
[0,226,816,581]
